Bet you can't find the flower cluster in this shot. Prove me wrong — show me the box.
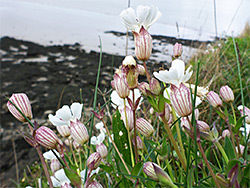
[6,4,249,188]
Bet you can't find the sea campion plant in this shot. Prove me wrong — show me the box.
[7,4,249,188]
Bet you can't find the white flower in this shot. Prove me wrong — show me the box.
[43,150,60,161]
[48,103,83,126]
[91,132,105,145]
[51,169,71,187]
[80,167,100,182]
[95,122,106,133]
[120,5,162,33]
[91,122,106,145]
[153,59,193,87]
[239,123,250,136]
[111,89,142,110]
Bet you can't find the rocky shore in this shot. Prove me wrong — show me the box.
[0,36,168,187]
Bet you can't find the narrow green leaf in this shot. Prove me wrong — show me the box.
[224,136,236,160]
[233,116,246,133]
[131,161,143,176]
[64,168,82,187]
[99,164,113,174]
[112,110,132,166]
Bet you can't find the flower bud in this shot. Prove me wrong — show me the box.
[206,91,222,108]
[7,93,33,122]
[219,85,234,103]
[96,143,108,158]
[222,129,230,139]
[70,119,89,145]
[50,158,61,174]
[133,26,152,61]
[153,163,176,187]
[111,73,130,99]
[197,120,210,131]
[87,181,103,188]
[35,126,62,149]
[122,56,139,89]
[170,83,192,117]
[138,82,150,96]
[87,152,102,170]
[137,64,146,75]
[57,125,71,138]
[136,118,154,137]
[149,78,161,95]
[143,162,159,181]
[238,105,250,124]
[173,42,183,58]
[132,136,143,150]
[119,106,134,131]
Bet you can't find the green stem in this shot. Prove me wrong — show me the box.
[197,141,221,188]
[230,102,237,125]
[161,116,186,171]
[123,99,135,167]
[214,141,229,164]
[172,112,186,164]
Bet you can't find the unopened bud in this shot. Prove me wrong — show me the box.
[136,118,154,137]
[173,42,183,58]
[137,64,146,75]
[57,125,71,138]
[70,120,89,145]
[133,26,152,61]
[35,126,62,149]
[197,120,210,131]
[7,93,33,122]
[96,143,108,158]
[222,129,230,139]
[206,91,222,108]
[143,162,159,181]
[170,83,192,117]
[149,78,161,95]
[138,82,150,96]
[219,85,234,103]
[87,152,102,170]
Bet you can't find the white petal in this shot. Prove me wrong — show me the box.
[54,169,70,184]
[48,114,67,126]
[70,103,83,120]
[120,7,140,32]
[80,169,86,181]
[95,122,104,130]
[51,176,61,187]
[137,5,162,30]
[111,90,124,109]
[43,150,59,160]
[90,136,97,145]
[56,105,72,122]
[182,65,193,83]
[97,132,105,144]
[171,59,185,81]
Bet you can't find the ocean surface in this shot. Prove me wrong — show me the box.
[0,0,249,60]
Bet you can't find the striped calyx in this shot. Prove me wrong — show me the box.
[7,93,33,122]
